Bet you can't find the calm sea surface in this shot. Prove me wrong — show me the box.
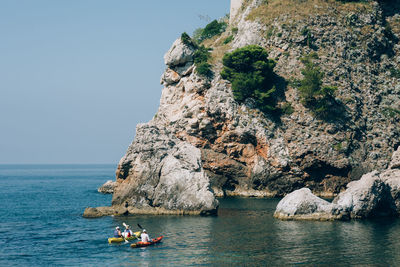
[1,164,400,266]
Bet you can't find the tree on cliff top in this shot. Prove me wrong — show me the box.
[221,45,277,112]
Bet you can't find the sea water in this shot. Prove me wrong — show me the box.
[1,164,400,266]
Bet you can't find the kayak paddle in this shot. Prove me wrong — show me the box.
[122,222,129,243]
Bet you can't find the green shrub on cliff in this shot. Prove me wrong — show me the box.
[196,62,213,78]
[194,45,213,78]
[389,67,400,79]
[281,102,294,115]
[193,45,211,64]
[193,19,227,43]
[181,32,196,48]
[382,106,400,119]
[180,32,213,78]
[223,35,234,44]
[298,55,341,120]
[221,45,277,112]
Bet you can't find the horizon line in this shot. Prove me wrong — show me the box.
[0,163,117,165]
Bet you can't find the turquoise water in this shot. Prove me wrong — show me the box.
[1,165,400,266]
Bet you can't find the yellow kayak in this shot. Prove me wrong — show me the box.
[108,231,141,244]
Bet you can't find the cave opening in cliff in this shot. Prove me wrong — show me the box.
[304,161,351,183]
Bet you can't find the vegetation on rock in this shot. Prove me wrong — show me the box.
[223,35,234,44]
[180,32,213,78]
[221,45,278,112]
[193,45,211,64]
[193,19,227,43]
[196,62,213,77]
[248,0,374,25]
[298,55,345,121]
[181,32,196,48]
[389,67,400,79]
[281,102,294,115]
[194,45,213,78]
[382,106,400,119]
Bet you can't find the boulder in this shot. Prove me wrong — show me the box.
[380,169,400,213]
[274,188,335,220]
[150,142,218,214]
[98,180,117,194]
[274,169,399,221]
[160,68,181,86]
[332,171,396,219]
[164,38,195,67]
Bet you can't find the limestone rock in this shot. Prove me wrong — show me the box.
[332,171,396,219]
[164,38,195,67]
[98,180,117,194]
[389,147,400,169]
[151,142,218,213]
[232,20,266,49]
[274,169,400,221]
[232,0,266,49]
[380,169,400,213]
[274,188,334,220]
[83,206,122,218]
[112,123,218,215]
[161,68,181,86]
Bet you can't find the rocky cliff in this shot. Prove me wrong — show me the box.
[84,0,400,217]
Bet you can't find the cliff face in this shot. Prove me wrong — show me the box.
[85,0,400,217]
[113,124,218,215]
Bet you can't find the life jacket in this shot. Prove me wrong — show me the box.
[114,230,120,238]
[141,233,150,243]
[126,230,131,237]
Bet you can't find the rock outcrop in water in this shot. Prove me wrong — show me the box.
[98,180,117,194]
[85,124,218,217]
[112,124,218,215]
[84,0,400,217]
[274,188,336,220]
[274,147,400,220]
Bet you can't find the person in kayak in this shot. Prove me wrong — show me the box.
[114,226,122,238]
[123,225,133,238]
[140,229,151,243]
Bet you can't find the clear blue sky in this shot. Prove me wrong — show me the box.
[0,0,230,164]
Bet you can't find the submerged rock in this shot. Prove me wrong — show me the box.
[98,180,117,194]
[83,206,121,218]
[82,205,208,218]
